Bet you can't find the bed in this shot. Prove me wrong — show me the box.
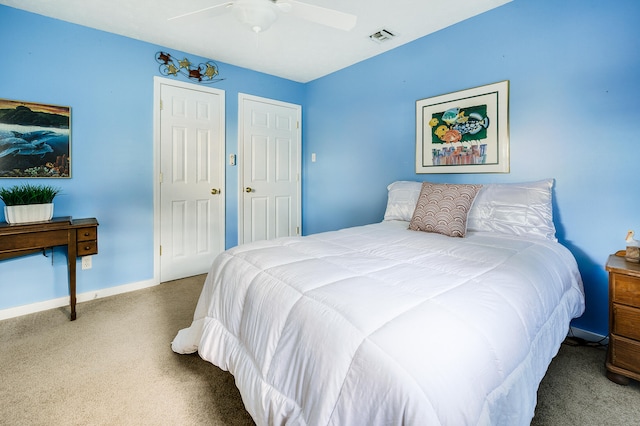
[172,179,585,425]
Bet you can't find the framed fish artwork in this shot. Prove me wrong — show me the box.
[416,80,509,173]
[0,98,71,178]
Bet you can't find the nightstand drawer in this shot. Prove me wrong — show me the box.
[611,274,640,307]
[613,304,640,341]
[77,227,97,242]
[610,334,640,375]
[77,241,98,256]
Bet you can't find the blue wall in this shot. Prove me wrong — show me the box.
[2,0,639,336]
[303,0,640,336]
[0,6,304,308]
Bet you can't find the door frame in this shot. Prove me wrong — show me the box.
[153,76,226,283]
[237,93,302,244]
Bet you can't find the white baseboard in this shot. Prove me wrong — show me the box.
[0,278,159,321]
[569,326,609,345]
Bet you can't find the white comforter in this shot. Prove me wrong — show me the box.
[172,221,585,425]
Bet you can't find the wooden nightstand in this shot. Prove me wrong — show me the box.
[606,254,640,385]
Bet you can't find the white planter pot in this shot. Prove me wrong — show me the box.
[4,203,54,224]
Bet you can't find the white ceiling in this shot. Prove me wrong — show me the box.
[0,0,511,83]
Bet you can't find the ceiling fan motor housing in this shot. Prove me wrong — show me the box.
[234,0,278,33]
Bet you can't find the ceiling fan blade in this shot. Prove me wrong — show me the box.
[279,0,357,31]
[168,2,233,21]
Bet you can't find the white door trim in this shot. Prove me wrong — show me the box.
[153,76,226,283]
[237,93,302,244]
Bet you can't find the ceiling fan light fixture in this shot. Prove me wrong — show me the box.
[234,0,278,33]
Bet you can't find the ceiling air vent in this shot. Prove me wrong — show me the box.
[369,29,396,44]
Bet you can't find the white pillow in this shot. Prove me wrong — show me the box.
[383,181,422,222]
[384,179,557,241]
[466,179,557,241]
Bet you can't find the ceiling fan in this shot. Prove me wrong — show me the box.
[169,0,357,33]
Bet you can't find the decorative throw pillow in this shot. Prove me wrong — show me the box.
[409,182,483,237]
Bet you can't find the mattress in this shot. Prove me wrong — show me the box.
[172,220,585,425]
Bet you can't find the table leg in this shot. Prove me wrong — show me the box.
[68,229,77,321]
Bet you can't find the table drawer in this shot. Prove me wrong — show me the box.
[77,227,97,242]
[610,334,640,375]
[613,304,640,341]
[611,274,640,307]
[77,240,98,256]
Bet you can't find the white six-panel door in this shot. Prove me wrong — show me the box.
[239,94,301,244]
[158,81,225,281]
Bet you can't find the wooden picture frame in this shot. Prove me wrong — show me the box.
[0,98,71,178]
[416,81,509,174]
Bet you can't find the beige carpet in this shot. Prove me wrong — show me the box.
[1,275,638,425]
[532,340,640,425]
[0,275,253,426]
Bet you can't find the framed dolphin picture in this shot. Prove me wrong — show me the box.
[0,98,71,178]
[416,81,509,173]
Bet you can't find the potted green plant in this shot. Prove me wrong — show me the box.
[0,183,61,224]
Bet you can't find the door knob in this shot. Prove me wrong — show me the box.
[245,187,253,193]
[211,188,221,195]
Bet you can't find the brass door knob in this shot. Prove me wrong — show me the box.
[245,187,253,193]
[211,188,221,195]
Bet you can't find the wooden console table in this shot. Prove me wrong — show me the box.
[0,217,98,320]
